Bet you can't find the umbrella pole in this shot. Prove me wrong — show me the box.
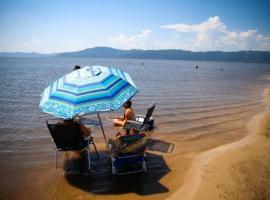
[97,113,108,150]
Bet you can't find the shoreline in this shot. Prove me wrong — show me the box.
[0,101,266,200]
[0,89,269,199]
[167,88,270,200]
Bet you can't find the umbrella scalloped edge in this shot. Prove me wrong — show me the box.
[40,86,138,119]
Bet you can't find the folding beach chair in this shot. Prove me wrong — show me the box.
[125,102,156,131]
[110,134,147,175]
[46,119,98,170]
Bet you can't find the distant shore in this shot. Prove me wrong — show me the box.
[1,47,270,63]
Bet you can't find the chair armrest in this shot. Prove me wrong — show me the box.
[136,115,146,118]
[84,136,91,140]
[136,115,154,122]
[84,135,93,144]
[126,120,142,125]
[135,115,145,122]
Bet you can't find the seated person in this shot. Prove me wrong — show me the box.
[113,100,135,128]
[110,130,146,156]
[57,117,91,138]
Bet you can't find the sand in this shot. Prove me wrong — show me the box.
[167,88,270,200]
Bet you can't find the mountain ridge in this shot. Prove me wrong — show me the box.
[1,47,270,63]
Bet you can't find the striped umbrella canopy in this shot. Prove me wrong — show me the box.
[39,66,139,119]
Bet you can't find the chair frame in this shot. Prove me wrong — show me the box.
[125,102,156,131]
[110,134,147,175]
[46,119,99,170]
[111,153,147,175]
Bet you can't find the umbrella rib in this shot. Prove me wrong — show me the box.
[63,74,114,88]
[55,78,123,96]
[49,82,133,105]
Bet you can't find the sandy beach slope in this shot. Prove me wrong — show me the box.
[1,89,270,200]
[168,88,270,200]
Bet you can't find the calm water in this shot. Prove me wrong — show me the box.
[0,57,269,132]
[1,57,270,199]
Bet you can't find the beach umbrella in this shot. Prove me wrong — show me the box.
[40,66,139,145]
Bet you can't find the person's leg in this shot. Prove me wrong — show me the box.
[113,118,125,127]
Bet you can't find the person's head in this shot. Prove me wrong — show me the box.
[123,100,132,109]
[74,65,81,70]
[126,127,138,135]
[63,118,74,123]
[130,127,138,135]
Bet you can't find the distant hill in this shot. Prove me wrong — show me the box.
[1,47,270,63]
[56,47,270,63]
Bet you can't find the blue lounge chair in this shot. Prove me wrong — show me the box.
[110,134,147,175]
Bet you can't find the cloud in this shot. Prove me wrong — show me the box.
[160,16,270,51]
[256,34,270,50]
[161,16,226,33]
[107,29,151,49]
[107,18,270,51]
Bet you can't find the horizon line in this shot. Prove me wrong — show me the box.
[1,46,270,54]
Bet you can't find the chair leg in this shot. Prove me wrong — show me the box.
[55,150,57,168]
[91,138,99,159]
[143,159,147,173]
[111,157,116,175]
[87,147,91,170]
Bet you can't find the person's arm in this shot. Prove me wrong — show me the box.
[77,118,91,137]
[80,123,91,137]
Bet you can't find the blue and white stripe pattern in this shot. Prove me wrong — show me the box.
[39,66,139,119]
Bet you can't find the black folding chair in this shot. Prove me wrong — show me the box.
[125,102,156,131]
[46,119,98,170]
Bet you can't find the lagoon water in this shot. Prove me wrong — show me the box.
[0,57,270,199]
[0,57,269,132]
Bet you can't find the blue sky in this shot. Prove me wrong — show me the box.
[0,0,270,53]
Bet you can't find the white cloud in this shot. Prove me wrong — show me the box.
[107,29,151,49]
[161,16,226,33]
[160,16,270,51]
[256,34,270,50]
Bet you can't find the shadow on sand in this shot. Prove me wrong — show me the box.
[64,151,170,195]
